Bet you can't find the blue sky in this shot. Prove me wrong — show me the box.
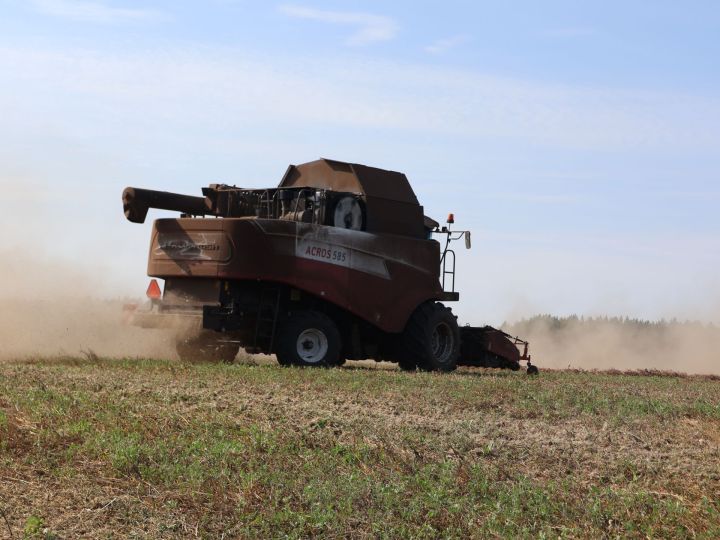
[1,1,719,323]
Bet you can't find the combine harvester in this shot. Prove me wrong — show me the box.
[122,159,537,374]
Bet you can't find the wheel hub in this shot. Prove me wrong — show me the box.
[431,322,454,363]
[296,328,329,363]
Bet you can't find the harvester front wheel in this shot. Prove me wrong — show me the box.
[403,302,460,372]
[276,311,341,367]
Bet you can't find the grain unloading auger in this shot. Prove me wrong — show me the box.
[122,158,538,374]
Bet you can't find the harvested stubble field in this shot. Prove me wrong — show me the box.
[0,357,718,539]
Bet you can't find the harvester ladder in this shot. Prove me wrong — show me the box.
[253,287,281,353]
[441,249,456,292]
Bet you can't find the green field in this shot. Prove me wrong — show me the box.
[1,357,718,538]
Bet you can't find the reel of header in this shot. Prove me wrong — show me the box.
[332,196,364,231]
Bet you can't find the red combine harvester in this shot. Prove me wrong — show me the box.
[122,158,537,374]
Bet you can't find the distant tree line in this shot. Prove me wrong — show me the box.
[503,314,718,336]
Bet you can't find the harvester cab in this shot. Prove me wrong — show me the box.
[122,158,537,374]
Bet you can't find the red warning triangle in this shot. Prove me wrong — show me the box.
[146,279,162,299]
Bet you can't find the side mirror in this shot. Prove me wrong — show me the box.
[465,231,472,249]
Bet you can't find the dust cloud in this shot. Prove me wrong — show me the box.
[0,251,177,360]
[1,252,719,374]
[504,316,720,375]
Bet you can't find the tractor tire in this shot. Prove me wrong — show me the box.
[276,311,341,367]
[176,332,239,364]
[402,302,460,372]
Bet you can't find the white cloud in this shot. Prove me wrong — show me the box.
[29,0,161,23]
[277,4,398,45]
[1,45,718,153]
[424,34,471,55]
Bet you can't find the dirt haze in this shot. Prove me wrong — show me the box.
[1,252,718,374]
[505,316,720,375]
[0,251,176,360]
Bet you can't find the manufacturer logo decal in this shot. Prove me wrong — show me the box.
[296,231,389,279]
[154,231,229,261]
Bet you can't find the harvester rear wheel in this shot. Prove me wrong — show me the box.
[276,311,341,367]
[402,302,460,372]
[176,332,239,364]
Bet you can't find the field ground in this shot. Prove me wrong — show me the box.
[0,356,718,539]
